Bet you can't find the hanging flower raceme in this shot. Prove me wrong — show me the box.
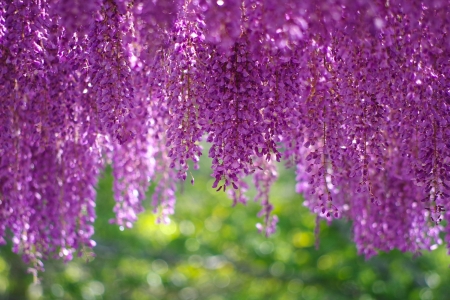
[0,0,450,272]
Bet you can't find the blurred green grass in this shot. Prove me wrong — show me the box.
[0,149,449,300]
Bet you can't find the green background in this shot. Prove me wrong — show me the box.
[0,152,449,300]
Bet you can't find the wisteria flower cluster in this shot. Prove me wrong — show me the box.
[1,0,449,271]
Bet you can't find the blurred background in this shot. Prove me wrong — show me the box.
[0,150,449,300]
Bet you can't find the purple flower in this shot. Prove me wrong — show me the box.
[1,0,450,270]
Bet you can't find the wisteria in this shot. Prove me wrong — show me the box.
[0,0,450,271]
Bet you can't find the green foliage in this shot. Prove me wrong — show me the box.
[1,158,449,300]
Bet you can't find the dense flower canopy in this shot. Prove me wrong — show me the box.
[1,0,449,272]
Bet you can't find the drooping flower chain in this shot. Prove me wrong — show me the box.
[0,0,449,271]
